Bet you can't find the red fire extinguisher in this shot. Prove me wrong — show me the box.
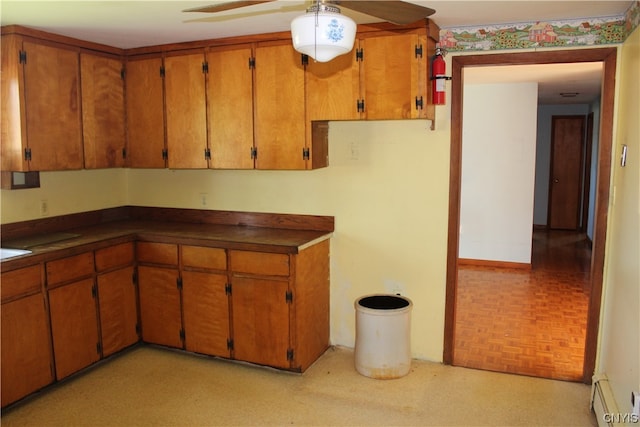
[431,45,449,105]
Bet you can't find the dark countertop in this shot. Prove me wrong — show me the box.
[1,219,332,271]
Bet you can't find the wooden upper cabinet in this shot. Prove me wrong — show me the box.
[23,40,84,170]
[81,52,126,169]
[1,34,28,172]
[125,56,166,168]
[360,32,428,120]
[164,51,208,169]
[254,41,306,170]
[207,44,255,169]
[306,48,361,122]
[0,37,83,171]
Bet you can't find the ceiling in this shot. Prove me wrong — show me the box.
[0,1,633,104]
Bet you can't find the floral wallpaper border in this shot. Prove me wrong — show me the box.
[437,1,640,51]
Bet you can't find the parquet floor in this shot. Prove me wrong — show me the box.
[453,229,592,381]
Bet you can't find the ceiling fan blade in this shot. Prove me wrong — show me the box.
[184,1,277,13]
[335,1,435,25]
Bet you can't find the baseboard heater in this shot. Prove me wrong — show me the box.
[592,374,620,426]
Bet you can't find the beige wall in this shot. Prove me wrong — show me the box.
[0,115,452,361]
[0,169,127,223]
[127,118,452,361]
[597,27,639,414]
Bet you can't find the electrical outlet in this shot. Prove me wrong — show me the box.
[199,193,208,207]
[350,140,360,160]
[40,200,48,216]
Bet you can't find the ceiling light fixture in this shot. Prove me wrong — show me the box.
[290,2,356,63]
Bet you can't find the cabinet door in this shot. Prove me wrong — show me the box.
[1,294,54,407]
[48,278,100,380]
[137,265,182,348]
[361,32,427,120]
[81,53,126,168]
[306,48,360,121]
[23,41,83,170]
[97,266,138,357]
[164,52,208,169]
[207,45,255,169]
[125,56,166,168]
[232,276,290,368]
[1,34,28,171]
[254,42,306,170]
[182,271,230,357]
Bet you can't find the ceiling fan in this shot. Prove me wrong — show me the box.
[185,1,436,62]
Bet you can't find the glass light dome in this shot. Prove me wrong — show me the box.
[290,5,356,63]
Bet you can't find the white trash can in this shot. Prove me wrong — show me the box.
[354,294,412,379]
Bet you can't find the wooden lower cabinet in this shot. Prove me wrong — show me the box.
[97,266,138,357]
[0,234,330,406]
[48,278,101,380]
[182,271,230,357]
[137,265,182,348]
[1,265,54,407]
[231,276,290,368]
[95,242,138,357]
[137,240,330,372]
[229,240,330,372]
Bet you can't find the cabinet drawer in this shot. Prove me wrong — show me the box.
[137,242,178,266]
[46,252,94,286]
[182,246,226,270]
[95,242,135,272]
[1,264,42,302]
[229,251,289,277]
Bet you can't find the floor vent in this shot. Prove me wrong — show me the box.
[592,374,619,427]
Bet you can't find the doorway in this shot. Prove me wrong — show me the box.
[443,48,617,384]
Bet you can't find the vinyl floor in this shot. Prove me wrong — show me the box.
[453,229,592,381]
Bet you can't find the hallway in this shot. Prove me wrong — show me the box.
[453,229,592,381]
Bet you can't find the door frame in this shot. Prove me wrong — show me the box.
[443,48,617,384]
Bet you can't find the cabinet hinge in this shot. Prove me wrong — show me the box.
[135,323,141,335]
[285,290,293,304]
[177,277,183,290]
[415,96,424,110]
[287,348,294,361]
[225,283,232,295]
[19,50,27,64]
[162,149,168,160]
[356,99,365,113]
[250,146,258,160]
[132,269,138,285]
[24,148,32,161]
[301,54,309,66]
[204,148,211,160]
[415,44,423,58]
[121,68,126,80]
[356,48,364,62]
[249,57,256,69]
[202,61,209,74]
[122,148,127,159]
[91,285,97,298]
[302,147,310,161]
[180,329,185,341]
[160,66,165,77]
[96,342,102,355]
[227,338,234,351]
